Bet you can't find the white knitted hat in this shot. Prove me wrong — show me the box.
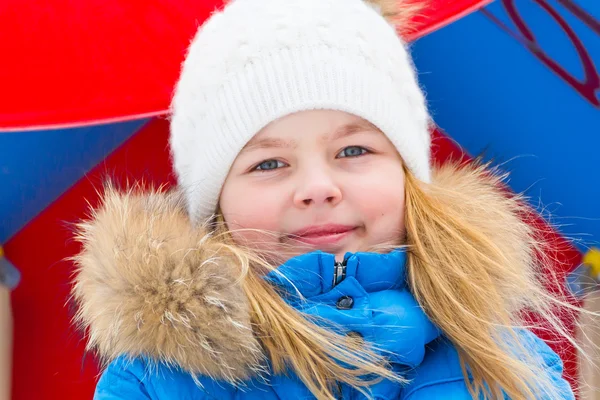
[170,0,431,222]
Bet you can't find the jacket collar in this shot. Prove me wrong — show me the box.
[266,250,407,298]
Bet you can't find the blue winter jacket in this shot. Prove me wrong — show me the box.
[71,187,575,400]
[91,250,573,400]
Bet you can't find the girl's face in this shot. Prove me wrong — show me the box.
[220,110,406,262]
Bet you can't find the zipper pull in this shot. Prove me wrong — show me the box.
[333,259,347,286]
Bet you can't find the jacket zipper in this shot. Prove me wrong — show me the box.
[333,259,348,398]
[333,258,347,287]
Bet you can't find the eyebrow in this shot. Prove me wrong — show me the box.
[242,137,298,152]
[242,121,380,152]
[329,121,380,141]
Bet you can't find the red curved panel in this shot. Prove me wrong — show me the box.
[0,0,491,131]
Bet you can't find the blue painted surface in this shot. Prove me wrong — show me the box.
[0,119,147,242]
[412,0,600,250]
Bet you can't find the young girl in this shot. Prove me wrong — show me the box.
[72,0,579,398]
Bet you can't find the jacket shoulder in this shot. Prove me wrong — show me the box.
[94,356,242,400]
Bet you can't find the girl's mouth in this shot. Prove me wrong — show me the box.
[287,224,357,246]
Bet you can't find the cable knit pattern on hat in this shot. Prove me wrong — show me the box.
[170,0,431,222]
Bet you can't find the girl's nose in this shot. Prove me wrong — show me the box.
[293,170,342,209]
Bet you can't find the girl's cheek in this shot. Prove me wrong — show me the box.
[229,230,264,248]
[225,186,283,231]
[360,183,405,228]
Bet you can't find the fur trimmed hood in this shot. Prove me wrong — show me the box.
[71,162,536,383]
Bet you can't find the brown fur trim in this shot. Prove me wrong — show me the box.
[71,184,264,384]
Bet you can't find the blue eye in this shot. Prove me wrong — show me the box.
[337,146,368,158]
[254,159,286,171]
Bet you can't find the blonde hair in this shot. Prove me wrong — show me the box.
[214,161,587,400]
[404,162,579,399]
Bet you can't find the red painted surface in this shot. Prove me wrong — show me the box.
[6,125,581,398]
[407,0,494,40]
[0,0,492,131]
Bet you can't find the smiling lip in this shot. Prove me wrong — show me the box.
[289,224,356,245]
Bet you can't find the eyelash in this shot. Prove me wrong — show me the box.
[251,146,371,172]
[337,146,370,158]
[253,159,287,172]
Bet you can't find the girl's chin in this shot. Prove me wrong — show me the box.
[254,241,366,265]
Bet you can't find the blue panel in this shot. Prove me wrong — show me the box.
[0,119,147,242]
[411,1,599,250]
